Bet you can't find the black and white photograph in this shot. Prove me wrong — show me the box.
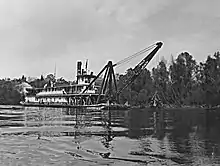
[0,0,220,165]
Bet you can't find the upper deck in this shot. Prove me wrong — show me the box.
[25,60,101,97]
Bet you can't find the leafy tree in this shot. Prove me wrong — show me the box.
[118,68,153,105]
[152,60,169,103]
[169,52,197,105]
[0,80,22,105]
[40,75,44,81]
[21,75,26,82]
[200,52,220,106]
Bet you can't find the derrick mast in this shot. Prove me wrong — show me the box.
[82,42,163,104]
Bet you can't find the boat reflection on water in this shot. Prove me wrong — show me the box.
[0,107,220,165]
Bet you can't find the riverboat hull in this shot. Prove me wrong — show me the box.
[20,102,129,110]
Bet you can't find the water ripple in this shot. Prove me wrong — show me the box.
[0,107,219,165]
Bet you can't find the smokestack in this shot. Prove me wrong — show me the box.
[77,61,82,76]
[82,69,84,75]
[85,59,88,74]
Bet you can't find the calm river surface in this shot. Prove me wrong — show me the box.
[0,107,220,166]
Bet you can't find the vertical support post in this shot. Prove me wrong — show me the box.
[96,61,118,104]
[111,64,118,104]
[97,65,109,104]
[108,62,113,104]
[103,66,111,96]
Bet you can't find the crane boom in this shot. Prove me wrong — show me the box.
[117,42,163,95]
[81,41,163,104]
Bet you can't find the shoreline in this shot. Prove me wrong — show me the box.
[0,103,219,111]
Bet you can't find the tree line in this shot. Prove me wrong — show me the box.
[1,51,220,107]
[118,51,220,107]
[0,74,69,105]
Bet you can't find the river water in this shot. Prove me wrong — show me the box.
[0,107,220,166]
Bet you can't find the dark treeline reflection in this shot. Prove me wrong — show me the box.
[125,108,220,159]
[60,108,220,159]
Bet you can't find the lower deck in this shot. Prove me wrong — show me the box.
[25,93,106,106]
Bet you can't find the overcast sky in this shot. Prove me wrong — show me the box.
[0,0,220,80]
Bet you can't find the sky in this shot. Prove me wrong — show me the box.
[0,0,220,80]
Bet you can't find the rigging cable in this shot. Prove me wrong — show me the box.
[114,43,157,67]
